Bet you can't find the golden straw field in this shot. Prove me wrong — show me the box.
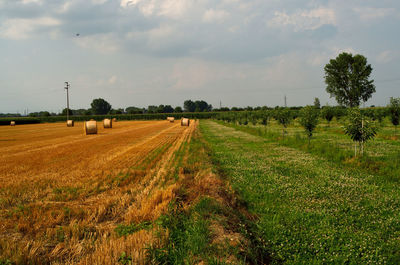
[0,121,195,264]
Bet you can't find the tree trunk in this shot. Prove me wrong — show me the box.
[361,118,364,156]
[354,143,357,157]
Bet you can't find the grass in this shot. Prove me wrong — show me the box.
[201,120,400,264]
[215,118,400,184]
[115,221,153,237]
[146,123,272,264]
[146,198,216,264]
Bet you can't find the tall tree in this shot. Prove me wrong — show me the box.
[194,100,212,112]
[126,106,143,114]
[147,105,157,113]
[164,105,174,113]
[156,105,166,113]
[61,108,73,116]
[183,100,196,112]
[324,52,375,107]
[174,106,183,113]
[90,98,112,115]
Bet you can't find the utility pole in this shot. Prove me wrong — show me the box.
[220,100,222,109]
[284,95,287,107]
[64,82,70,121]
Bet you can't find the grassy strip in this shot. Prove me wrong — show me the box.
[201,120,400,264]
[144,123,270,264]
[146,198,225,264]
[215,120,400,184]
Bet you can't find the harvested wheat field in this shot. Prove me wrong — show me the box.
[0,121,196,264]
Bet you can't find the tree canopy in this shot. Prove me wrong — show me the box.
[184,100,212,112]
[90,98,112,115]
[324,52,375,107]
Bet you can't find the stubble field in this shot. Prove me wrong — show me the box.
[0,121,195,264]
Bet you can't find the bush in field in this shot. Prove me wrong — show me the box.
[373,108,386,123]
[333,107,347,121]
[241,113,248,125]
[343,108,378,156]
[314,97,321,109]
[320,105,335,126]
[275,108,291,138]
[389,97,400,134]
[299,106,319,144]
[260,111,269,127]
[250,112,258,126]
[364,108,386,124]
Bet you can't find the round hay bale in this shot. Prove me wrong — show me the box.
[103,119,112,128]
[10,121,15,126]
[67,120,74,127]
[112,118,117,122]
[181,118,190,126]
[167,117,175,122]
[84,120,97,135]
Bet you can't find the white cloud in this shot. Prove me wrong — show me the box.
[376,50,400,64]
[268,8,336,31]
[120,0,141,8]
[263,53,307,85]
[0,17,61,40]
[203,9,229,23]
[120,0,191,18]
[108,75,118,84]
[170,59,237,90]
[353,7,396,21]
[74,33,120,54]
[158,0,191,19]
[92,0,108,4]
[148,25,175,39]
[22,0,43,4]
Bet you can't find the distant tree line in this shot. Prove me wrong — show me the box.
[20,99,213,117]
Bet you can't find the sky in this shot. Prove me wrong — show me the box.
[1,0,400,113]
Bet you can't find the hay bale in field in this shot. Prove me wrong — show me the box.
[84,120,97,135]
[181,118,190,126]
[167,117,175,122]
[10,121,15,126]
[67,120,74,127]
[112,118,117,122]
[103,118,112,128]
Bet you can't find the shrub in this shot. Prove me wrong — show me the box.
[389,97,400,134]
[299,106,319,144]
[343,108,378,156]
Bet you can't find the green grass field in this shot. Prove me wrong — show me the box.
[200,120,400,264]
[217,117,400,184]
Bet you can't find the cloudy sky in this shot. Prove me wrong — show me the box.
[1,0,399,113]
